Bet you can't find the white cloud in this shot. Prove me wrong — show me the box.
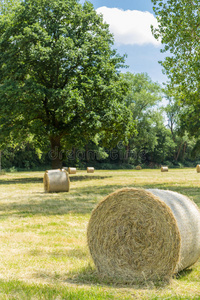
[96,6,161,46]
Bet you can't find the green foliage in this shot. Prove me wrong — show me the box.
[1,67,199,169]
[122,72,162,110]
[0,0,20,15]
[151,0,200,136]
[0,0,134,168]
[164,94,197,162]
[1,143,50,170]
[121,72,165,164]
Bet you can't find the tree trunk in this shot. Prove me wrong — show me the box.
[85,144,89,163]
[50,137,63,169]
[182,142,187,161]
[175,142,183,161]
[124,144,130,163]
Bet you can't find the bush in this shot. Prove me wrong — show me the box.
[8,166,18,173]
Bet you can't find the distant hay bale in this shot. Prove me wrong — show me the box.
[136,165,142,170]
[161,166,168,172]
[43,169,70,192]
[46,169,61,173]
[87,188,200,283]
[196,165,200,173]
[68,167,76,174]
[62,167,68,172]
[87,167,94,173]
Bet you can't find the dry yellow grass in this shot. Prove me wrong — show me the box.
[0,168,199,299]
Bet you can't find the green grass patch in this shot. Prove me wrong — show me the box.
[0,279,116,300]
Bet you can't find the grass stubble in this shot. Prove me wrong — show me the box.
[0,169,199,299]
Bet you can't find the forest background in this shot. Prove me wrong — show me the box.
[0,0,199,171]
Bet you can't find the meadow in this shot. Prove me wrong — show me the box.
[0,168,200,299]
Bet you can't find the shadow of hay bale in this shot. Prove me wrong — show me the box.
[66,264,170,288]
[0,177,43,185]
[69,175,112,182]
[175,268,193,279]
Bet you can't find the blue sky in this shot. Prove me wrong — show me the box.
[80,0,167,85]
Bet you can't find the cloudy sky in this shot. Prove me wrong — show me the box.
[80,0,168,85]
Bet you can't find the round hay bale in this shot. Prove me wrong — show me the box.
[196,164,200,173]
[87,188,200,283]
[87,167,94,173]
[43,169,70,192]
[45,169,61,173]
[68,167,76,174]
[161,166,168,172]
[62,167,68,172]
[135,165,142,170]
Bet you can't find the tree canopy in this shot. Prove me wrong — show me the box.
[121,72,162,162]
[0,0,134,168]
[0,0,20,14]
[151,0,200,136]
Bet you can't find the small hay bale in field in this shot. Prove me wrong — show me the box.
[68,167,76,174]
[196,165,200,173]
[43,169,70,192]
[62,167,68,172]
[87,167,94,173]
[87,188,200,283]
[135,165,142,170]
[46,169,61,173]
[161,166,168,172]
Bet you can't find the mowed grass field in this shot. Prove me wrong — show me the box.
[0,168,200,299]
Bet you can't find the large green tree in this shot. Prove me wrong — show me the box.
[0,0,133,168]
[151,0,200,136]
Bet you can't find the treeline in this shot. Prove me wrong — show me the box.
[0,0,199,171]
[1,73,199,171]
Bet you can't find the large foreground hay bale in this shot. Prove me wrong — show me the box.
[87,188,200,282]
[196,165,200,173]
[161,166,168,172]
[43,169,70,192]
[87,167,94,173]
[68,167,76,174]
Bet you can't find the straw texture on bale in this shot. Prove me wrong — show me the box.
[68,167,76,174]
[87,188,200,282]
[87,167,94,173]
[161,166,168,172]
[43,169,70,192]
[135,165,142,170]
[196,165,200,173]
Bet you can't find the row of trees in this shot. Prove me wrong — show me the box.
[0,0,199,170]
[1,71,199,170]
